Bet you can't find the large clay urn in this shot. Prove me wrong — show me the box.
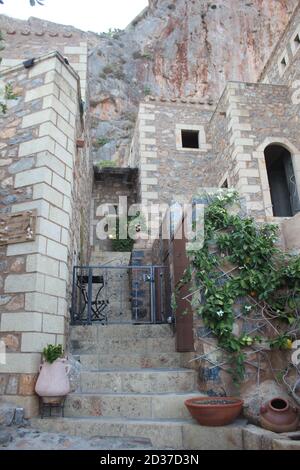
[35,358,71,404]
[260,397,299,433]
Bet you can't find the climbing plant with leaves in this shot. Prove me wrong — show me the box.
[182,191,300,383]
[0,81,17,113]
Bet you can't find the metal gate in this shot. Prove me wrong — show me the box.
[70,265,167,325]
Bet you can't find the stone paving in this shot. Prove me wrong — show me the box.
[0,425,154,450]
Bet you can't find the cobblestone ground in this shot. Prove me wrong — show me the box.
[0,426,154,450]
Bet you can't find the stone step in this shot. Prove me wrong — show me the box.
[89,251,131,264]
[76,352,184,370]
[78,369,197,393]
[70,325,175,355]
[70,324,173,341]
[64,392,201,419]
[71,336,175,355]
[31,417,246,450]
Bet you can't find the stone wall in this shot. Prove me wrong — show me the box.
[193,76,300,390]
[282,212,300,255]
[91,172,138,254]
[203,80,300,222]
[204,90,232,189]
[260,3,300,86]
[0,15,90,101]
[130,82,300,223]
[129,99,213,206]
[0,52,91,417]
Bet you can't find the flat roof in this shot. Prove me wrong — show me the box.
[93,166,138,183]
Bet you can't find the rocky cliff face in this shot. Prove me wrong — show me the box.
[0,1,298,164]
[88,0,298,164]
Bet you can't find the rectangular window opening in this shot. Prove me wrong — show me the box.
[181,130,200,149]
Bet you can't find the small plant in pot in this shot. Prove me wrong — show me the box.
[35,345,71,405]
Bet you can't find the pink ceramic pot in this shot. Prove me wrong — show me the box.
[35,358,71,401]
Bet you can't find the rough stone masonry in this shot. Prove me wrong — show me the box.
[0,50,91,416]
[0,0,300,421]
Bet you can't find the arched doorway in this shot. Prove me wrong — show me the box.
[264,144,300,217]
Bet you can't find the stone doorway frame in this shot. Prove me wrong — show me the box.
[255,137,300,219]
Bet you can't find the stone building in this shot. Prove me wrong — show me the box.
[0,0,300,450]
[0,47,91,416]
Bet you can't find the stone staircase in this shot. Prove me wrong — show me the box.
[31,323,204,449]
[31,252,245,449]
[32,323,246,449]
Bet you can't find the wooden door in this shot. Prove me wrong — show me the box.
[161,212,194,352]
[172,231,194,352]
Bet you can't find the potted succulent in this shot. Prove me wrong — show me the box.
[185,396,244,426]
[35,345,71,405]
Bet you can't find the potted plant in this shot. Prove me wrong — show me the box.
[185,396,244,426]
[35,345,71,405]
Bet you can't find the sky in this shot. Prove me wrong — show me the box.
[0,0,149,33]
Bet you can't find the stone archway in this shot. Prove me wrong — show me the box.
[264,144,300,217]
[255,138,300,218]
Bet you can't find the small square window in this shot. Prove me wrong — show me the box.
[176,124,206,151]
[181,130,199,149]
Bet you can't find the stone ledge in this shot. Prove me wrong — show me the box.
[243,424,300,450]
[31,418,300,449]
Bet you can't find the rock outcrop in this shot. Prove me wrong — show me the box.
[0,0,298,164]
[88,0,298,163]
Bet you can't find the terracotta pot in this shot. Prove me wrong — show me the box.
[185,396,244,426]
[260,397,299,433]
[35,358,71,400]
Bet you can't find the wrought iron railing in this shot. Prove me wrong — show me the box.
[70,265,168,325]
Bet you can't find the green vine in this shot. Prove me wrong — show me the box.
[0,32,17,114]
[92,137,111,149]
[111,213,147,252]
[96,160,117,169]
[183,191,300,383]
[0,83,15,114]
